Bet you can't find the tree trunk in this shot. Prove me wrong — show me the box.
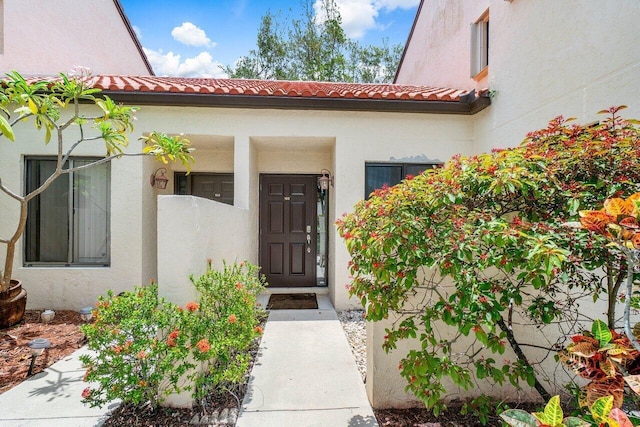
[2,201,28,295]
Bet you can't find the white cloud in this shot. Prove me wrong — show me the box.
[375,0,420,9]
[132,25,142,40]
[171,22,216,48]
[143,48,227,78]
[315,0,420,39]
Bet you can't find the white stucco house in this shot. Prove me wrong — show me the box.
[1,0,640,410]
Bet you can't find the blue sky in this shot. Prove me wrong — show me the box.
[119,0,419,78]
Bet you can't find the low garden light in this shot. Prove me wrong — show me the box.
[26,338,51,377]
[79,307,93,322]
[40,310,55,323]
[150,167,169,189]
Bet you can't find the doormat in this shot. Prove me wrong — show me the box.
[267,293,318,310]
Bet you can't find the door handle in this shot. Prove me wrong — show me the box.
[306,234,311,253]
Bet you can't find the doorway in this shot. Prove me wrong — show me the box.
[259,174,328,287]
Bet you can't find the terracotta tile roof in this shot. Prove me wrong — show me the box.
[91,75,469,102]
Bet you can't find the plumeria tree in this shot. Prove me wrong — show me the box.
[337,107,640,415]
[0,69,193,326]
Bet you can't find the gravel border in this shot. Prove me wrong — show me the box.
[337,310,366,382]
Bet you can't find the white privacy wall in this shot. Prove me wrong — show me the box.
[156,195,253,307]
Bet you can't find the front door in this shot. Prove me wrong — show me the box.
[259,175,316,287]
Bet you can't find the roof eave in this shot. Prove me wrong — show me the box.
[102,91,491,115]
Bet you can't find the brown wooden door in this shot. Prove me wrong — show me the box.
[260,175,316,287]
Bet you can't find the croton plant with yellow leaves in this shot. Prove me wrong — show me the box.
[579,193,640,249]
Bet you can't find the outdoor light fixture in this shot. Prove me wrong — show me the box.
[150,167,169,190]
[79,307,94,322]
[318,169,333,191]
[26,338,51,377]
[40,310,55,323]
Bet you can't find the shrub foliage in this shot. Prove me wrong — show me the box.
[337,107,640,413]
[80,261,265,408]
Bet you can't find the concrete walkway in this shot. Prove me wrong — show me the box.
[236,294,378,427]
[0,347,118,427]
[0,294,377,427]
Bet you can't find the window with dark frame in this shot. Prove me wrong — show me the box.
[25,158,110,266]
[365,162,442,199]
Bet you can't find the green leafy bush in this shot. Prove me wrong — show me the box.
[80,261,265,408]
[337,107,640,416]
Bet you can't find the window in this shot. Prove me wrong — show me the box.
[25,158,110,266]
[365,162,442,199]
[471,9,489,79]
[175,172,234,205]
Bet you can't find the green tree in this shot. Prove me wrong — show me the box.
[224,0,403,83]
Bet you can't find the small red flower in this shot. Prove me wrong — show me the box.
[254,326,263,334]
[228,314,237,324]
[185,301,199,311]
[167,329,180,347]
[81,387,92,399]
[235,282,243,289]
[196,339,210,352]
[137,350,147,360]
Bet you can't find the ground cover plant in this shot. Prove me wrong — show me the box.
[337,107,640,421]
[80,261,266,408]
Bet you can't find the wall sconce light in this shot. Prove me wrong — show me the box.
[150,167,169,190]
[26,338,51,377]
[318,169,334,191]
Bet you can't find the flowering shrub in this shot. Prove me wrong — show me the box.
[80,261,265,408]
[337,107,640,416]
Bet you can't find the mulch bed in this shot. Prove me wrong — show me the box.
[1,310,540,426]
[0,310,85,394]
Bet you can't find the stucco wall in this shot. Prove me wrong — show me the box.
[157,195,252,307]
[0,108,151,310]
[126,105,475,310]
[396,0,640,152]
[367,278,627,408]
[396,0,489,91]
[0,0,150,76]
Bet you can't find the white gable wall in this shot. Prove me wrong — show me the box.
[0,0,150,75]
[397,0,640,153]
